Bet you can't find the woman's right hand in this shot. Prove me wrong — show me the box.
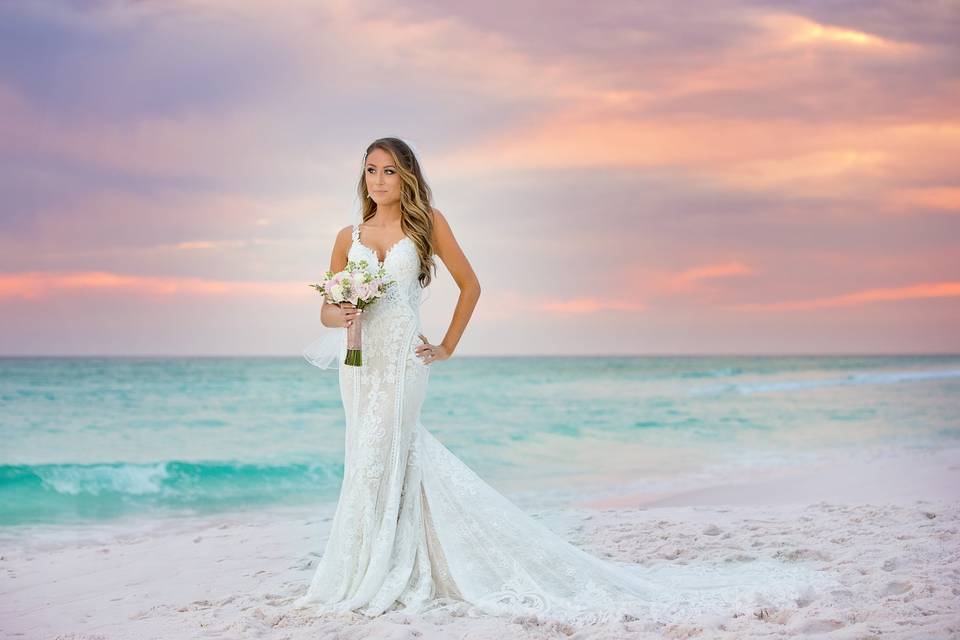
[332,302,363,328]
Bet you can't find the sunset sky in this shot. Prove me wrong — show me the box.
[1,0,958,356]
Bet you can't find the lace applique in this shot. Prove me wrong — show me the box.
[349,225,422,314]
[359,376,387,444]
[363,457,385,480]
[382,321,406,385]
[489,575,549,609]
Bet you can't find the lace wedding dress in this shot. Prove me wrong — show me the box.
[293,223,837,625]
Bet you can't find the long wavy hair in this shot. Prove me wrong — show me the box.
[357,138,438,288]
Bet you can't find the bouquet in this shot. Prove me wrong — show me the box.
[309,260,395,366]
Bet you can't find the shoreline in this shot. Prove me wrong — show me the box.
[578,445,960,510]
[1,447,958,639]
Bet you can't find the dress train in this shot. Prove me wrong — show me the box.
[293,223,837,625]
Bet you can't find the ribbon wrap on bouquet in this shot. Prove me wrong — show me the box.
[345,313,363,366]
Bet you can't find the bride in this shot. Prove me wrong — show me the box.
[292,137,837,626]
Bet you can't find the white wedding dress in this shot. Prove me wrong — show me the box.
[293,223,837,625]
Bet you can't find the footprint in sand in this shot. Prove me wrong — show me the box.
[774,548,832,562]
[177,599,213,612]
[798,618,845,633]
[880,581,912,596]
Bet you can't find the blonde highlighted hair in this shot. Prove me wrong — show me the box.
[358,137,438,288]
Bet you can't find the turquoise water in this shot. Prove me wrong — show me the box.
[1,355,958,527]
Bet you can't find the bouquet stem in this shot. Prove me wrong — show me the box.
[345,311,363,366]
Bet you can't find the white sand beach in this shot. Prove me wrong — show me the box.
[2,446,958,640]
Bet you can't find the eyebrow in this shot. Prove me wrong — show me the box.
[366,163,397,168]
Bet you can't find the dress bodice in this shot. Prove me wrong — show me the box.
[349,223,423,322]
[300,223,426,371]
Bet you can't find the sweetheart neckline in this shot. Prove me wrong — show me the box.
[353,235,411,265]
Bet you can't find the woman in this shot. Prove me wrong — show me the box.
[293,137,836,625]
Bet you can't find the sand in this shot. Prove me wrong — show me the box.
[2,447,958,639]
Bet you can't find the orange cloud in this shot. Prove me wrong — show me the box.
[1,5,953,207]
[722,281,960,311]
[424,9,955,201]
[759,13,920,53]
[0,271,308,301]
[438,111,960,202]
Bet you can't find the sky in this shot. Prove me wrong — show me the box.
[1,0,958,356]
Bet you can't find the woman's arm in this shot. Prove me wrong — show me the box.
[320,225,356,328]
[427,208,481,356]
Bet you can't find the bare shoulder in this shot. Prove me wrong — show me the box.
[430,207,451,232]
[335,224,354,245]
[327,224,355,272]
[429,207,465,257]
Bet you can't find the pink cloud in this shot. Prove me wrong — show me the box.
[0,271,308,301]
[655,262,754,294]
[723,281,960,311]
[436,112,960,204]
[1,2,956,354]
[483,262,754,316]
[534,297,646,315]
[889,187,960,212]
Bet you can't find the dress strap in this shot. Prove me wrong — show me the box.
[352,223,360,242]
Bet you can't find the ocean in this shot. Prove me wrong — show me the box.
[2,355,958,529]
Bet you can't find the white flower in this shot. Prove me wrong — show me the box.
[330,283,345,301]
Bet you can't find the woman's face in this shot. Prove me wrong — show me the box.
[365,148,402,207]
